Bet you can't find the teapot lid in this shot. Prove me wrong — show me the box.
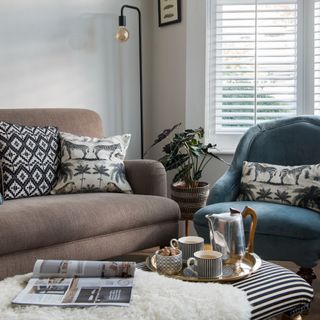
[230,208,241,215]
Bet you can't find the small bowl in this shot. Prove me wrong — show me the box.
[155,249,183,275]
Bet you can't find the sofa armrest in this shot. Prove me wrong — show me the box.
[207,169,241,205]
[124,160,167,197]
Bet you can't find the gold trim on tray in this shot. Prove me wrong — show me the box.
[145,251,262,283]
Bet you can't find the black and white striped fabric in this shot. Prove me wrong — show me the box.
[232,261,313,320]
[138,260,314,320]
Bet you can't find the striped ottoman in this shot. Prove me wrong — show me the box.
[232,261,314,320]
[139,259,314,319]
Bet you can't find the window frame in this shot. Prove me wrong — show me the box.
[185,0,317,154]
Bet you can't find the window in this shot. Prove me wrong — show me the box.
[315,0,320,115]
[206,0,317,151]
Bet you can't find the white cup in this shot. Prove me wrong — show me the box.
[170,236,204,262]
[187,250,223,279]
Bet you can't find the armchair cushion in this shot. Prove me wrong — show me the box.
[238,161,320,212]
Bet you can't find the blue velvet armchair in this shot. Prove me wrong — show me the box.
[194,116,320,284]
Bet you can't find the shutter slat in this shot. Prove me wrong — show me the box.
[216,98,295,102]
[216,105,296,110]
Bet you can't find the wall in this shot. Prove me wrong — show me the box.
[1,0,231,235]
[147,0,187,160]
[0,0,152,159]
[150,0,232,235]
[149,0,232,177]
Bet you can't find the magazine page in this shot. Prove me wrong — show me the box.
[32,260,136,279]
[12,276,133,307]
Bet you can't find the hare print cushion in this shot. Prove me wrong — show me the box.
[238,161,320,213]
[51,132,132,194]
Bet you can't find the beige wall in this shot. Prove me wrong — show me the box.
[146,0,187,160]
[0,0,152,159]
[149,0,231,184]
[0,0,231,235]
[149,0,232,235]
[0,0,228,177]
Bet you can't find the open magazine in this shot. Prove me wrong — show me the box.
[12,260,136,307]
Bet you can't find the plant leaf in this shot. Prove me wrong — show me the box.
[189,145,205,157]
[193,170,202,181]
[160,154,189,171]
[143,122,182,156]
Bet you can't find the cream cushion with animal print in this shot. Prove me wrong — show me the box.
[51,132,132,194]
[238,161,320,213]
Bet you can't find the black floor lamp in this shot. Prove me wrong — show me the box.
[116,5,144,159]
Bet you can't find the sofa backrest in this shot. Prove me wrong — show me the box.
[232,116,320,172]
[0,108,104,137]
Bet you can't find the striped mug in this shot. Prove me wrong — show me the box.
[187,250,223,279]
[170,236,204,262]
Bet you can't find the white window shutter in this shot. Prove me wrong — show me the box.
[315,0,320,115]
[207,0,298,134]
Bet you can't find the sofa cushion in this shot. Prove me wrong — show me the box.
[238,161,320,212]
[0,193,180,256]
[52,132,132,194]
[0,122,59,200]
[193,201,320,240]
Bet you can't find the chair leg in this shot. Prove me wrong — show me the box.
[297,267,316,285]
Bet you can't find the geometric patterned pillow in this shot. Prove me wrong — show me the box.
[0,121,59,200]
[51,132,132,194]
[238,161,320,213]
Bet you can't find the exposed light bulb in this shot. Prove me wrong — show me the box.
[116,26,130,42]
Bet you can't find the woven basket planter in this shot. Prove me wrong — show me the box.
[171,182,210,220]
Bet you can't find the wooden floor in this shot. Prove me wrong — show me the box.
[113,248,320,320]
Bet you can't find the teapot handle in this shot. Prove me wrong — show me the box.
[241,206,257,254]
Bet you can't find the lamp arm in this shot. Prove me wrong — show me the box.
[120,5,141,18]
[119,5,144,159]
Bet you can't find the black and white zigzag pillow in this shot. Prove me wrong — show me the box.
[0,121,59,200]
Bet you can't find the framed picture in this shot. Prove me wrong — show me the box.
[158,0,181,27]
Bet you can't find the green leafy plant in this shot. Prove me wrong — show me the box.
[145,123,228,188]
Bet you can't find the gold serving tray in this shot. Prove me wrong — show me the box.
[145,252,261,283]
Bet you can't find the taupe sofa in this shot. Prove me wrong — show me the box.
[0,108,180,279]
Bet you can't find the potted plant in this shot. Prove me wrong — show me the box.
[145,123,228,224]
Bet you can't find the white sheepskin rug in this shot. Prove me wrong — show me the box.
[0,269,251,320]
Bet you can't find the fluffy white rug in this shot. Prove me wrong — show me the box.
[0,269,251,320]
